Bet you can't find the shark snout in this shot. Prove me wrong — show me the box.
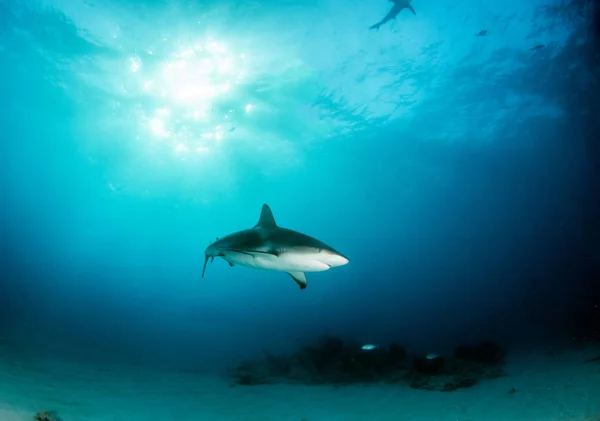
[319,250,349,268]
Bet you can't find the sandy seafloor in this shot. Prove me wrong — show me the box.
[1,346,599,421]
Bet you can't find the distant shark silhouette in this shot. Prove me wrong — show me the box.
[202,204,349,289]
[370,0,416,31]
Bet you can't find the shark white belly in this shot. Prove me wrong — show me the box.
[223,251,332,272]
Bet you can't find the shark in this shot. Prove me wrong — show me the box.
[369,0,416,31]
[202,204,349,289]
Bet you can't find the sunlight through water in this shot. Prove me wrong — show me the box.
[11,0,584,196]
[128,40,252,158]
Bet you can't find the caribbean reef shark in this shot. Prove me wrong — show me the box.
[202,204,349,289]
[370,0,416,30]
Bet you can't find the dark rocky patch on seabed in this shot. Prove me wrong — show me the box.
[230,337,506,392]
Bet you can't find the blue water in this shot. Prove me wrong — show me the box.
[1,0,599,419]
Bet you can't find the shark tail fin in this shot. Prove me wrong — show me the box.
[202,255,210,278]
[255,204,277,227]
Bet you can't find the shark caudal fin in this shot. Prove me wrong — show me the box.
[202,255,209,278]
[255,204,277,228]
[202,255,214,278]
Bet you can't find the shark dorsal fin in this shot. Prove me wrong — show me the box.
[255,204,277,227]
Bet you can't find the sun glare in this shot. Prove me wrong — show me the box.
[128,40,250,157]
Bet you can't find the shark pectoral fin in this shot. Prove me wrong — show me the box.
[288,272,307,290]
[407,4,416,15]
[224,258,235,267]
